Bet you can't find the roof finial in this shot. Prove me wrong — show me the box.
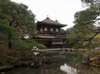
[46,15,50,19]
[46,17,49,19]
[55,20,58,22]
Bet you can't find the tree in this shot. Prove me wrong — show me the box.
[81,0,100,4]
[66,2,100,48]
[80,0,100,41]
[0,0,41,65]
[0,0,37,49]
[81,0,94,4]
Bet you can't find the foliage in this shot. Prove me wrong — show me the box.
[0,0,36,36]
[12,39,46,49]
[0,0,37,48]
[66,4,100,48]
[65,52,83,64]
[0,0,45,65]
[81,0,100,5]
[81,0,94,4]
[95,34,100,38]
[83,49,100,66]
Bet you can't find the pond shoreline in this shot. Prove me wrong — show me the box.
[0,52,99,74]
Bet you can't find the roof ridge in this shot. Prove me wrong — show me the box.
[42,17,60,24]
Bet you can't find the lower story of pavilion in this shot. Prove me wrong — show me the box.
[34,35,67,48]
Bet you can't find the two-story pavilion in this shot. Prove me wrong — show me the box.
[35,17,67,48]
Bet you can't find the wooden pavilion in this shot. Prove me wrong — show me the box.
[35,17,67,48]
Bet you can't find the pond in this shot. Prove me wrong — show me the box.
[1,52,100,74]
[60,64,100,74]
[3,64,100,74]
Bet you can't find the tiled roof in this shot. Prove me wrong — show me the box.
[42,17,60,24]
[38,17,66,27]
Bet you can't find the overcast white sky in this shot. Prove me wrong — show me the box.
[11,0,84,29]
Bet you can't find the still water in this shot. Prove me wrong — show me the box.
[3,63,100,74]
[2,52,100,74]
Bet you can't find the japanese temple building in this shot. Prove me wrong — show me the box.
[35,17,67,48]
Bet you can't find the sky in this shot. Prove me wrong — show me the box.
[11,0,84,29]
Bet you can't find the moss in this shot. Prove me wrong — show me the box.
[64,52,83,64]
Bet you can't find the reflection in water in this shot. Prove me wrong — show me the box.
[60,63,77,74]
[6,67,66,74]
[60,64,100,74]
[78,65,100,74]
[3,64,100,74]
